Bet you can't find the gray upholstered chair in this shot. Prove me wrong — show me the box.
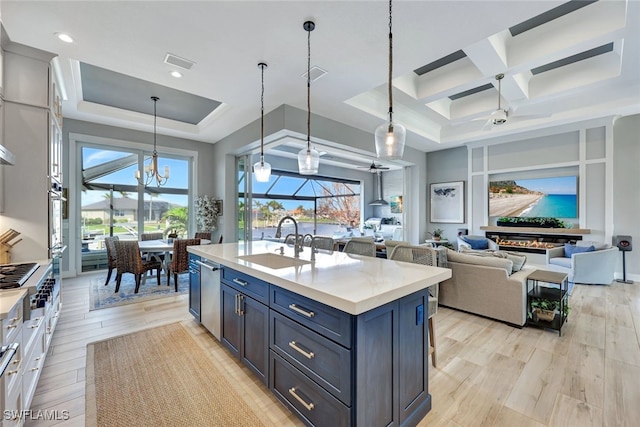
[546,243,618,285]
[343,239,376,257]
[389,244,439,367]
[383,240,409,257]
[310,236,335,252]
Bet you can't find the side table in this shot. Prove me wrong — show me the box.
[526,269,569,336]
[423,239,449,248]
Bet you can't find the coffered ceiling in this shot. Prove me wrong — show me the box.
[2,1,639,158]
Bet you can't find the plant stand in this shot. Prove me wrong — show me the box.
[526,269,569,336]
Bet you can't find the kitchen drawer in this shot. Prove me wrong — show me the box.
[2,301,23,344]
[2,374,22,427]
[271,286,353,348]
[23,313,45,356]
[221,267,269,304]
[22,324,45,410]
[270,352,350,427]
[270,310,352,406]
[3,335,23,395]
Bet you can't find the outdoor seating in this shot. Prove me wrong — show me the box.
[114,240,162,293]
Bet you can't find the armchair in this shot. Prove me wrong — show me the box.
[546,245,618,285]
[457,235,499,251]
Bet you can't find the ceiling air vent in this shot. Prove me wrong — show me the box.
[302,66,327,82]
[164,53,195,70]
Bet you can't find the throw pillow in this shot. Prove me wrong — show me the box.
[460,236,489,250]
[576,240,609,251]
[564,243,595,258]
[504,251,527,272]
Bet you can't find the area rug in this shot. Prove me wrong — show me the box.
[86,323,266,427]
[89,272,189,311]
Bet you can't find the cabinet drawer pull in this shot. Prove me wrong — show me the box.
[6,324,18,330]
[288,387,315,411]
[7,369,19,375]
[288,341,314,359]
[31,366,39,371]
[232,278,249,287]
[234,294,239,315]
[288,304,315,318]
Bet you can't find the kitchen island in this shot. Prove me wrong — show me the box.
[188,241,450,427]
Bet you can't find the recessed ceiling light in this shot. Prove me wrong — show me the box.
[170,70,183,78]
[55,33,74,43]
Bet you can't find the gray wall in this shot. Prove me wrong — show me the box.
[613,114,640,278]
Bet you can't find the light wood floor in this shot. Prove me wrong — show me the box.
[24,273,639,427]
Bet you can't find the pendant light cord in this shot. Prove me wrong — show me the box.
[307,24,312,152]
[260,64,265,159]
[152,96,158,154]
[387,0,393,123]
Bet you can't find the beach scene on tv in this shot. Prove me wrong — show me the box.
[489,176,578,218]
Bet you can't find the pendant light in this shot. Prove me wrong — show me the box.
[374,0,406,160]
[136,96,170,186]
[298,20,320,175]
[253,62,272,182]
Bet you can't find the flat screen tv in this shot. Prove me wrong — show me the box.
[488,176,578,219]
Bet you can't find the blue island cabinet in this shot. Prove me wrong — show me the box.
[269,285,431,427]
[220,267,270,384]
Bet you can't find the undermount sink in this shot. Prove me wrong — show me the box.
[236,253,311,269]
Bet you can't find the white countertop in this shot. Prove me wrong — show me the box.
[0,260,51,319]
[188,241,451,315]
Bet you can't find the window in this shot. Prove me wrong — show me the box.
[239,168,361,241]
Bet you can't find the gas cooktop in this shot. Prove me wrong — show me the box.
[0,263,39,289]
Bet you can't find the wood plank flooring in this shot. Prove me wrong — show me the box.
[23,273,639,427]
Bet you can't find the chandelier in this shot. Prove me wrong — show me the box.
[136,96,169,187]
[253,62,272,182]
[297,20,320,175]
[374,0,406,160]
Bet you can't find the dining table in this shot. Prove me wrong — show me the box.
[138,239,211,273]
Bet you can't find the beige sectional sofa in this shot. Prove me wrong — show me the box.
[439,249,533,327]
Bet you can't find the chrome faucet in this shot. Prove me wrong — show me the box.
[275,215,301,258]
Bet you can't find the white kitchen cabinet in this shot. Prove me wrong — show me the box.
[1,34,61,262]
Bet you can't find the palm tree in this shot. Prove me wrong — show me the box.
[162,206,188,237]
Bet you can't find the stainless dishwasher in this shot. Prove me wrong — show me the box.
[196,259,221,340]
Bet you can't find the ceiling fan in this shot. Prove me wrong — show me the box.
[358,161,390,173]
[473,73,550,130]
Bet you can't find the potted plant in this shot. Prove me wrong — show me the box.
[431,228,444,241]
[529,298,570,322]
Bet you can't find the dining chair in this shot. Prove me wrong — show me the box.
[311,236,335,251]
[383,239,408,258]
[194,232,211,240]
[103,236,119,286]
[141,232,163,240]
[167,238,201,291]
[342,239,376,257]
[114,240,162,293]
[388,244,439,367]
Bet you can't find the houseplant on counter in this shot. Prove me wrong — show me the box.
[428,228,444,241]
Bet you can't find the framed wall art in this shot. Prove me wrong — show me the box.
[430,181,465,223]
[390,195,403,213]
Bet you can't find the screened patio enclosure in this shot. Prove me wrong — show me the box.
[79,145,190,271]
[238,166,362,242]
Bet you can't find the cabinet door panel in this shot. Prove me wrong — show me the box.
[220,284,241,358]
[242,295,269,384]
[398,291,429,425]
